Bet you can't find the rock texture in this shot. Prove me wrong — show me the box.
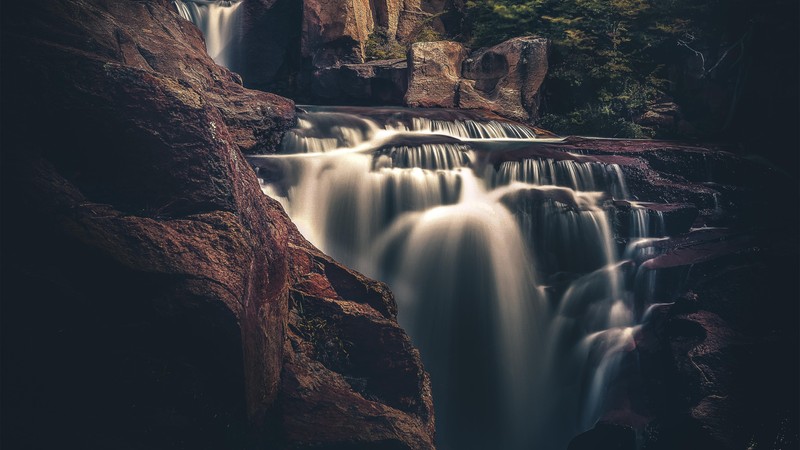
[313,59,409,104]
[459,37,549,122]
[1,1,434,449]
[405,41,469,108]
[236,0,463,99]
[302,0,376,67]
[488,137,798,450]
[405,37,549,121]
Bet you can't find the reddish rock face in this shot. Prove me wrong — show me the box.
[1,0,434,448]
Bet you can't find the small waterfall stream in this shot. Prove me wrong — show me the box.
[174,1,243,69]
[251,106,668,449]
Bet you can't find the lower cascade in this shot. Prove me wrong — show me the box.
[252,106,669,449]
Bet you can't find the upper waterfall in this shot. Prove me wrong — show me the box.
[174,1,243,69]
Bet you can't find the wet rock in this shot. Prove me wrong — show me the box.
[1,1,434,448]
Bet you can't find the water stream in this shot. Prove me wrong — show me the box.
[250,106,668,449]
[174,0,243,69]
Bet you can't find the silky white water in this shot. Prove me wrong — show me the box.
[174,0,242,69]
[252,106,666,449]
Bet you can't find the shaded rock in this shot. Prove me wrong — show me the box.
[1,1,435,449]
[567,422,636,450]
[313,58,408,105]
[630,228,799,450]
[396,0,460,42]
[240,0,303,92]
[459,36,549,122]
[302,0,376,67]
[281,238,435,448]
[405,40,469,108]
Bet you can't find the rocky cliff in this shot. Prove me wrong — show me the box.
[0,1,434,448]
[491,138,799,450]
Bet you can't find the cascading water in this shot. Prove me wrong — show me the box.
[251,106,666,449]
[174,0,242,69]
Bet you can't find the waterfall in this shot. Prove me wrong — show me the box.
[251,106,665,449]
[174,1,243,69]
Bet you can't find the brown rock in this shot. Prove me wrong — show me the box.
[302,0,376,67]
[404,37,549,121]
[458,36,549,122]
[405,40,469,108]
[396,0,453,42]
[2,0,434,448]
[313,58,409,104]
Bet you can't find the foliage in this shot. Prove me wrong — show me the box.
[365,14,446,62]
[463,0,735,137]
[364,27,406,61]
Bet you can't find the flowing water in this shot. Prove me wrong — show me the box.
[250,106,670,449]
[174,0,242,69]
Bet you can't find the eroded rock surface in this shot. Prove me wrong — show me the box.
[1,1,434,449]
[405,37,549,121]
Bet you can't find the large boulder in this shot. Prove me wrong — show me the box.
[459,36,549,122]
[405,40,469,108]
[1,0,435,449]
[405,37,549,122]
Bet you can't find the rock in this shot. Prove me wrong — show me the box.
[633,101,699,139]
[396,0,455,42]
[567,422,636,450]
[630,226,799,450]
[1,1,434,448]
[459,36,549,122]
[313,58,408,105]
[405,37,549,121]
[240,0,303,92]
[405,40,469,108]
[302,0,376,67]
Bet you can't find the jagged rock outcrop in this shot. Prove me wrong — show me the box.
[488,137,797,450]
[459,37,549,122]
[299,0,458,68]
[1,1,434,449]
[405,37,549,121]
[238,0,462,98]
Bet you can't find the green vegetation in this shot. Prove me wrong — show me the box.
[365,27,406,61]
[364,19,443,61]
[463,0,749,137]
